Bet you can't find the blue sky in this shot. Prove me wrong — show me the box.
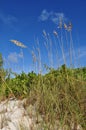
[0,0,86,73]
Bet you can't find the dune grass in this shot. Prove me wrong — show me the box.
[0,22,86,130]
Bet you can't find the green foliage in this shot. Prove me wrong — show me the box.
[3,71,37,98]
[0,58,86,129]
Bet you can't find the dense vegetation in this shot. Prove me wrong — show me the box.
[0,53,86,129]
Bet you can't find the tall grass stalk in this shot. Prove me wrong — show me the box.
[53,31,60,68]
[43,30,53,68]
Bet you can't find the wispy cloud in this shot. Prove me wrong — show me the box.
[39,9,67,24]
[8,52,18,63]
[0,12,18,26]
[77,46,86,58]
[79,51,86,58]
[7,50,23,63]
[39,9,50,21]
[58,46,86,67]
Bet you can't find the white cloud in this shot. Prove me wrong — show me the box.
[51,13,66,24]
[0,12,17,25]
[8,52,18,63]
[39,9,50,21]
[55,46,86,67]
[78,48,86,58]
[39,9,67,25]
[7,51,23,63]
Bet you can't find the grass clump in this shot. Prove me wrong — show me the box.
[0,57,86,130]
[0,22,86,129]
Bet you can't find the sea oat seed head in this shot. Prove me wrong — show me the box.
[67,22,72,31]
[53,30,58,36]
[43,30,47,37]
[64,23,68,30]
[10,40,27,48]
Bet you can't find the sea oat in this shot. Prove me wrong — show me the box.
[64,23,68,30]
[31,51,37,63]
[53,30,58,36]
[42,30,47,38]
[58,20,62,29]
[67,22,72,31]
[10,40,27,48]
